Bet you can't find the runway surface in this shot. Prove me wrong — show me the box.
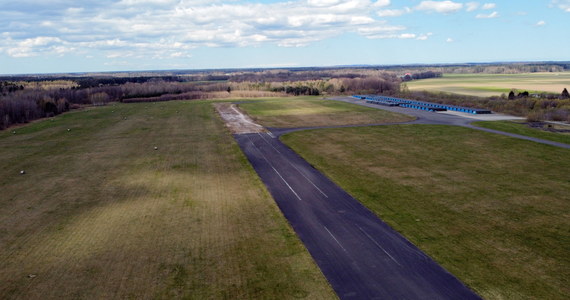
[235,132,481,299]
[232,98,567,299]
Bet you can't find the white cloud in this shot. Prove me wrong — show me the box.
[466,2,479,12]
[446,38,454,42]
[475,11,499,18]
[361,33,416,39]
[307,0,344,7]
[481,3,496,10]
[118,0,179,5]
[0,0,422,58]
[399,33,416,39]
[377,7,412,17]
[551,0,570,12]
[536,20,546,26]
[357,24,407,39]
[372,0,391,7]
[415,1,463,14]
[5,36,67,57]
[416,33,433,40]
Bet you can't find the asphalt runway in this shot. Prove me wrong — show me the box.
[232,98,567,299]
[235,132,481,299]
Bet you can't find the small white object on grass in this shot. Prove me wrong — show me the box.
[12,131,16,134]
[67,128,71,131]
[20,170,25,175]
[154,146,158,150]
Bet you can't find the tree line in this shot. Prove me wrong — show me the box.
[399,88,570,122]
[2,63,569,130]
[0,70,402,129]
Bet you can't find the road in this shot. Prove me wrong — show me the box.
[235,132,481,299]
[328,97,570,149]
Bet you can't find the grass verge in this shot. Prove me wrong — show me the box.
[473,120,570,145]
[282,125,569,300]
[238,96,414,127]
[0,100,335,299]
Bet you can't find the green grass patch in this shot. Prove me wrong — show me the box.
[473,121,570,145]
[239,96,414,127]
[282,125,570,300]
[0,100,335,299]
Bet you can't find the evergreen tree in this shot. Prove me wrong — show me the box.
[561,88,569,99]
[508,90,515,100]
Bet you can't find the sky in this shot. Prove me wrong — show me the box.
[0,0,569,75]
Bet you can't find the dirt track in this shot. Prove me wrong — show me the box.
[215,103,266,134]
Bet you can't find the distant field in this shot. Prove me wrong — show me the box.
[473,120,570,145]
[238,96,414,128]
[282,125,570,300]
[0,101,335,299]
[406,73,570,97]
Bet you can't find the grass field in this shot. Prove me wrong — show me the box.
[0,101,335,299]
[282,125,570,300]
[238,96,414,127]
[473,120,570,145]
[406,73,570,97]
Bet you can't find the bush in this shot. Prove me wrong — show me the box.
[526,111,544,122]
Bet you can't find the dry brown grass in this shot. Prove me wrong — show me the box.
[0,101,335,299]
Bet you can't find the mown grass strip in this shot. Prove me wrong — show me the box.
[239,96,414,128]
[0,100,335,299]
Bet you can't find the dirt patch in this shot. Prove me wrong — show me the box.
[215,103,266,134]
[526,122,570,133]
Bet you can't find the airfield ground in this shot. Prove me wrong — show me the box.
[2,96,569,299]
[0,100,335,299]
[238,96,414,128]
[239,97,569,299]
[274,113,569,299]
[473,120,570,145]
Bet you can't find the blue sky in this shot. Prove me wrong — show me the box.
[0,0,569,75]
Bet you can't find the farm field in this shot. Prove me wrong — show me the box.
[406,72,570,97]
[238,96,414,128]
[282,125,570,300]
[473,121,570,145]
[0,101,335,299]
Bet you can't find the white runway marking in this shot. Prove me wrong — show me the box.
[247,136,302,201]
[257,133,329,198]
[324,226,348,254]
[358,226,401,266]
[270,165,303,201]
